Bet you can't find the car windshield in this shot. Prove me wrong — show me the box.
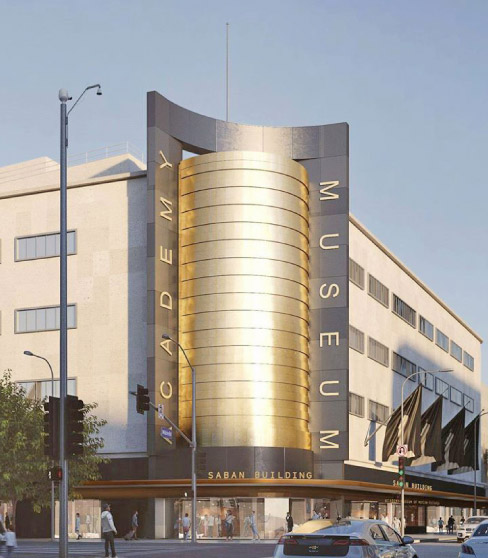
[473,524,488,537]
[467,518,485,524]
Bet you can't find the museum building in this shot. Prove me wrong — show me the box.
[0,91,485,538]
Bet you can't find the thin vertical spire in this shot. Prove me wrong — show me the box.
[226,22,230,121]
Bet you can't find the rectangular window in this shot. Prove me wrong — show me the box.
[349,258,365,289]
[15,231,76,261]
[450,341,462,362]
[435,377,449,399]
[419,316,434,341]
[418,368,434,391]
[392,294,416,327]
[15,305,77,333]
[435,329,449,352]
[368,337,389,367]
[368,400,389,424]
[349,393,365,417]
[464,394,474,413]
[463,351,475,371]
[349,325,365,354]
[392,352,417,380]
[368,274,389,308]
[19,379,76,400]
[450,386,462,406]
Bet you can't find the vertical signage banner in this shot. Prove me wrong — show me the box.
[304,123,350,477]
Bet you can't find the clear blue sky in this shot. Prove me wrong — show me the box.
[1,0,487,378]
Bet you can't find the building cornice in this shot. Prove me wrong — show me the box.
[350,213,483,343]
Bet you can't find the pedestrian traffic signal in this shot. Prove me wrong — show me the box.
[48,466,63,482]
[66,395,85,456]
[398,456,406,488]
[43,396,60,460]
[136,384,150,414]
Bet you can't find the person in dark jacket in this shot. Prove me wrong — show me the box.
[286,512,294,532]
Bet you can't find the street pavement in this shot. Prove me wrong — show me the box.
[6,539,461,558]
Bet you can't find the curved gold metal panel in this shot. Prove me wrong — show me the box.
[179,151,310,449]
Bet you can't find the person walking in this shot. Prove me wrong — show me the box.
[447,515,454,534]
[4,515,10,532]
[224,510,235,541]
[75,513,82,540]
[181,513,191,541]
[250,510,260,541]
[101,503,118,558]
[438,517,444,533]
[131,510,139,540]
[286,512,294,533]
[5,527,17,556]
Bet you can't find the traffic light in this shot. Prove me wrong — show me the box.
[136,384,150,414]
[43,397,59,460]
[398,456,406,488]
[66,395,85,456]
[48,466,63,482]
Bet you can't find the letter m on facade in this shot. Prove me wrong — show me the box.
[319,430,340,449]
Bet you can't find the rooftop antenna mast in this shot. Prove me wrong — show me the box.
[226,22,230,121]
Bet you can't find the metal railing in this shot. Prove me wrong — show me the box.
[68,142,145,167]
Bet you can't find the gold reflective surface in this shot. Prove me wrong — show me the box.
[179,151,311,449]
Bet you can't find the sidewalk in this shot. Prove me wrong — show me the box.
[412,533,458,543]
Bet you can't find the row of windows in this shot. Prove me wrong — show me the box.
[349,258,476,371]
[15,305,77,333]
[349,393,389,424]
[349,324,475,412]
[16,231,77,261]
[18,379,77,400]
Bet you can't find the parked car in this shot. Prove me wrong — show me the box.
[459,520,488,557]
[457,516,488,542]
[273,518,417,557]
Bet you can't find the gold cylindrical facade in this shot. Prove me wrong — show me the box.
[179,151,310,449]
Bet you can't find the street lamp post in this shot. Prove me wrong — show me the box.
[58,84,101,558]
[23,350,55,541]
[474,409,488,513]
[161,334,197,544]
[399,368,452,536]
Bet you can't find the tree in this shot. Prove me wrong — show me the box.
[0,370,108,523]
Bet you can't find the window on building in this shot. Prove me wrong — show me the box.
[419,316,434,341]
[392,352,417,380]
[349,393,365,417]
[15,305,77,333]
[368,400,389,424]
[450,341,462,362]
[450,387,462,406]
[418,367,434,391]
[18,378,76,400]
[435,329,449,352]
[368,274,389,308]
[435,377,449,399]
[368,337,389,367]
[464,394,474,413]
[349,325,365,354]
[16,231,77,261]
[463,351,475,371]
[392,294,416,327]
[349,258,365,289]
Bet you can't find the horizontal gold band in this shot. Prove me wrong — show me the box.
[180,169,309,200]
[180,258,309,287]
[179,346,309,371]
[179,398,310,421]
[180,240,309,271]
[179,275,309,301]
[179,151,309,185]
[177,363,309,388]
[180,311,309,337]
[180,205,309,236]
[180,293,309,321]
[180,187,308,220]
[181,221,309,251]
[179,382,309,403]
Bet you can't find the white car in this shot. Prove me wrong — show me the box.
[459,520,488,556]
[273,519,418,557]
[458,516,488,542]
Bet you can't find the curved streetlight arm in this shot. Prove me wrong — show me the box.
[68,84,102,115]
